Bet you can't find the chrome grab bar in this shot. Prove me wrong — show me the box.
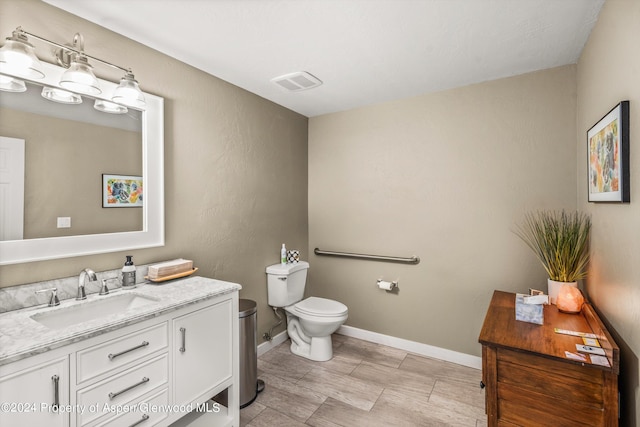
[314,248,420,265]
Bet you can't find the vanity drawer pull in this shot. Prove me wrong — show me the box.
[52,374,60,411]
[128,414,150,427]
[108,377,149,400]
[179,327,186,353]
[108,341,149,360]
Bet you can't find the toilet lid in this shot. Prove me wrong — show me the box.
[294,297,348,317]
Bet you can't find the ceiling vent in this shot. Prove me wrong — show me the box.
[271,71,322,92]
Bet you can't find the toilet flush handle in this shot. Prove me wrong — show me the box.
[278,277,286,281]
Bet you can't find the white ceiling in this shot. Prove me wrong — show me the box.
[42,0,604,118]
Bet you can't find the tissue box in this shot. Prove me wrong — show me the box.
[148,258,193,279]
[515,293,544,325]
[287,250,300,263]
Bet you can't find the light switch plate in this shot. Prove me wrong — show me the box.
[57,217,71,228]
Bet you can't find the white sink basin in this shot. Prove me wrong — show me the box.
[31,293,159,329]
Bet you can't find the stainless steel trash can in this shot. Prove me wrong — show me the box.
[239,299,263,408]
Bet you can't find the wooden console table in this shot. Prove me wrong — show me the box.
[478,290,619,426]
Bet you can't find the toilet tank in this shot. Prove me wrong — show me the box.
[266,261,309,307]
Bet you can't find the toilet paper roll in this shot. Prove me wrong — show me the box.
[377,280,394,291]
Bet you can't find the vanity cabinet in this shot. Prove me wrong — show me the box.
[76,322,169,384]
[94,388,169,427]
[0,354,70,427]
[76,354,169,426]
[0,288,239,427]
[174,300,233,407]
[479,290,619,427]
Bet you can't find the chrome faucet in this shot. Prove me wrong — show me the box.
[35,287,60,307]
[77,268,97,300]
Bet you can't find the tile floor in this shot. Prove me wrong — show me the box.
[240,335,487,426]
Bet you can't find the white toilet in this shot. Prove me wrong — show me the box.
[266,261,348,361]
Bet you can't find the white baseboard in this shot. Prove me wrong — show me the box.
[257,330,289,357]
[257,326,482,370]
[337,325,482,370]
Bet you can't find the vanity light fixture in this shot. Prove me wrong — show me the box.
[94,99,128,114]
[0,27,145,108]
[0,74,26,92]
[112,71,145,108]
[56,33,101,96]
[0,29,45,79]
[41,86,82,104]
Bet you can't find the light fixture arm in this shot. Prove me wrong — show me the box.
[15,27,131,74]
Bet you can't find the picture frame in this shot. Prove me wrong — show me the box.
[587,100,630,203]
[102,174,143,208]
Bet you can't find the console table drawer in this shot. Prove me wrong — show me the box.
[497,384,603,427]
[497,351,604,407]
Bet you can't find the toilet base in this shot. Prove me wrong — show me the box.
[290,335,333,362]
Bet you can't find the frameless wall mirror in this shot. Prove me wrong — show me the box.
[0,60,164,265]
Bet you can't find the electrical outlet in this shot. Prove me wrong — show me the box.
[57,217,71,228]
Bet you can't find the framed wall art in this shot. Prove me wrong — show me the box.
[587,100,630,203]
[102,174,143,207]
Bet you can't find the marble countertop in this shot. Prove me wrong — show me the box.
[0,276,241,366]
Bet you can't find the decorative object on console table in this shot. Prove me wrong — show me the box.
[514,294,544,325]
[479,290,619,426]
[588,100,630,203]
[514,210,591,304]
[555,284,585,313]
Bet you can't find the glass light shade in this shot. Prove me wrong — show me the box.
[112,72,145,108]
[0,74,26,92]
[41,86,82,104]
[59,57,101,95]
[0,34,45,79]
[94,99,127,114]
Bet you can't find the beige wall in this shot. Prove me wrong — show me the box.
[0,107,142,238]
[309,65,577,356]
[0,0,309,343]
[3,8,636,422]
[577,1,640,424]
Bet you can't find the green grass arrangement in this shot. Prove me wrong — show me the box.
[514,210,592,282]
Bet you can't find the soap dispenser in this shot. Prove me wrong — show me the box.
[122,255,136,289]
[281,244,287,265]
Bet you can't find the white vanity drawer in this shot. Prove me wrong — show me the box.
[95,388,169,427]
[77,354,168,426]
[77,322,168,384]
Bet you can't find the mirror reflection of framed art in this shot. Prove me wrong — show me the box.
[102,174,144,207]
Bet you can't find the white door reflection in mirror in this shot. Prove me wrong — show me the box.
[0,136,25,240]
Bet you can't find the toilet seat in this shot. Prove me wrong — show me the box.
[293,297,348,317]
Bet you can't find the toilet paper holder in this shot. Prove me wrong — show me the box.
[377,279,398,292]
